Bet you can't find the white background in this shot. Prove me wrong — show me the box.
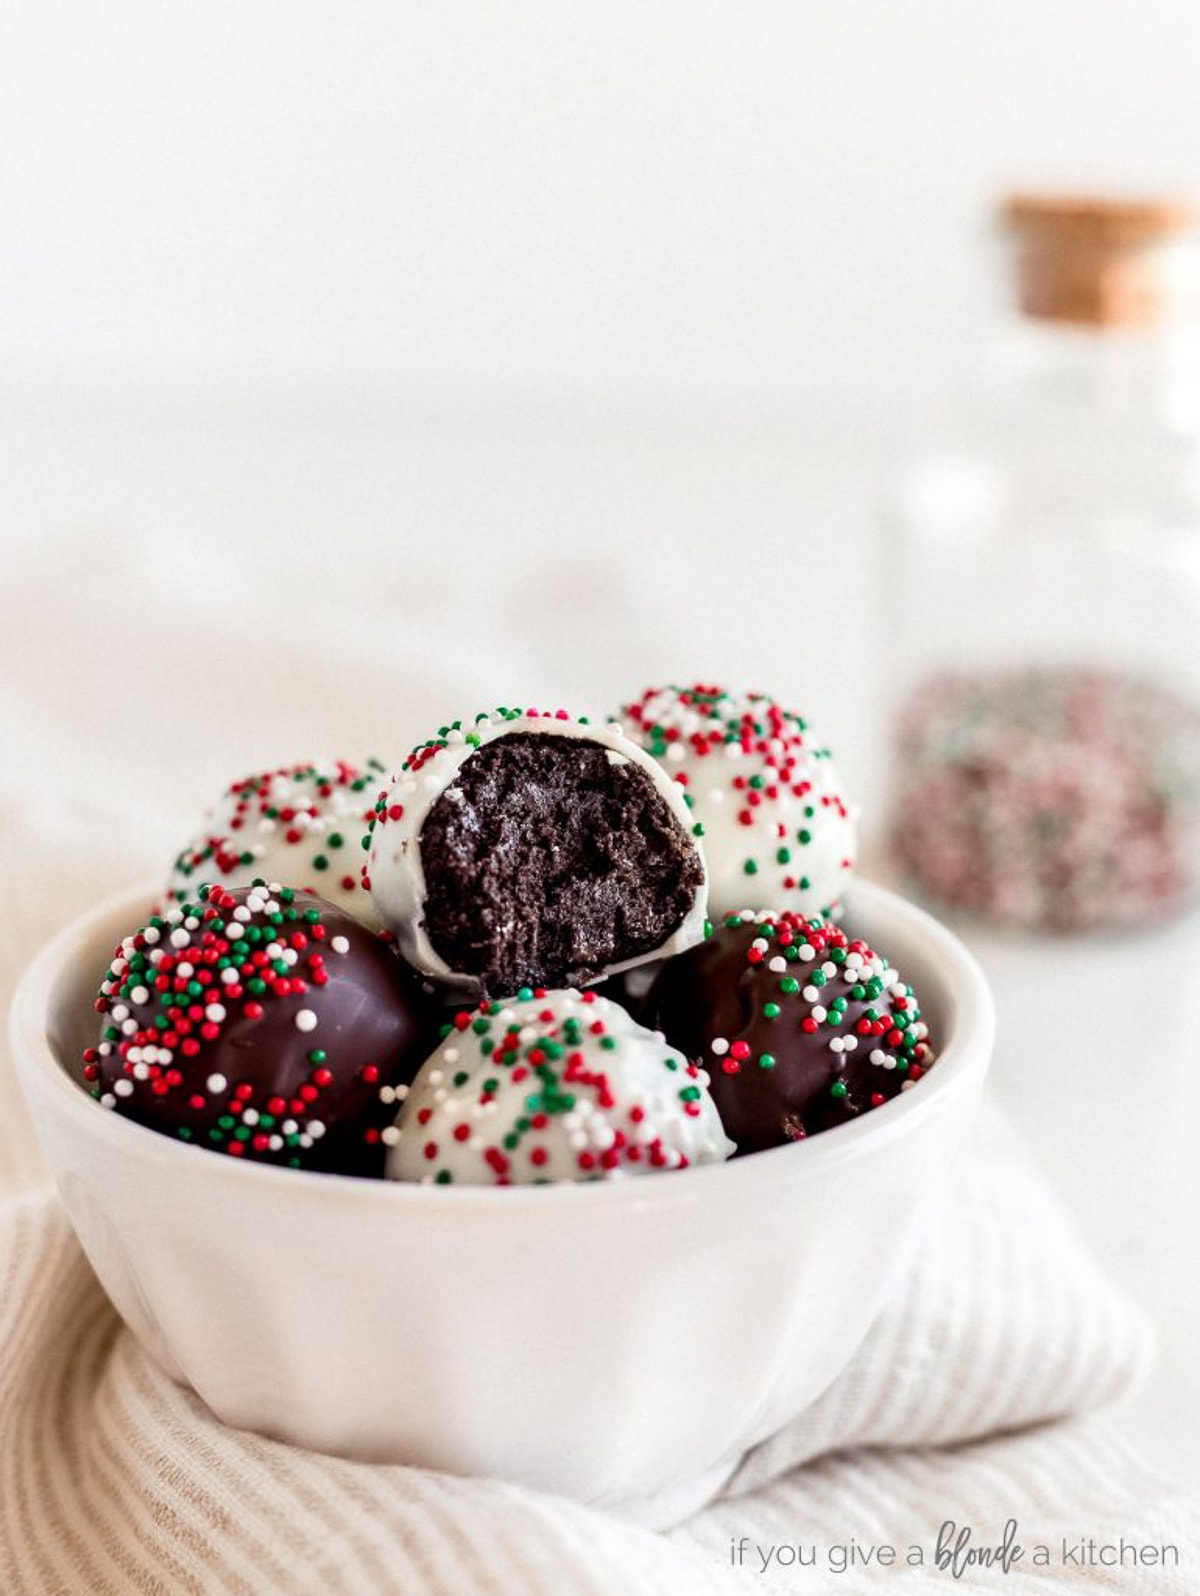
[4,1,1200,401]
[3,0,1199,1496]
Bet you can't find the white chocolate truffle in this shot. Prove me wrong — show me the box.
[165,760,387,928]
[386,989,734,1184]
[364,707,708,996]
[615,686,857,920]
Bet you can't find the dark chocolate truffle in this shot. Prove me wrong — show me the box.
[365,708,708,997]
[83,882,434,1175]
[649,909,935,1154]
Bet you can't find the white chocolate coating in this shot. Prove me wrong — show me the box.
[165,760,386,929]
[365,708,709,994]
[616,686,857,921]
[385,990,734,1184]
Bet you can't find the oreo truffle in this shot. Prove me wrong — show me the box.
[83,882,433,1175]
[364,707,708,998]
[386,989,733,1185]
[164,759,387,927]
[649,909,935,1155]
[615,685,857,921]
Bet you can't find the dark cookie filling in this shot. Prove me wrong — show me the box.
[420,733,703,996]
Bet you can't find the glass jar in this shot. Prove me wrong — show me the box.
[882,194,1200,935]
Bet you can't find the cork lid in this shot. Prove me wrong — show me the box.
[1003,192,1198,328]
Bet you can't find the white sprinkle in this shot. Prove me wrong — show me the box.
[768,956,787,974]
[812,1005,827,1023]
[132,1063,150,1081]
[331,936,350,955]
[220,967,239,985]
[130,986,149,1005]
[829,1037,844,1053]
[803,985,819,1002]
[870,1049,886,1065]
[242,1108,259,1126]
[379,1085,396,1105]
[143,926,160,945]
[393,1084,410,1102]
[711,1037,730,1056]
[443,1048,460,1065]
[233,906,252,923]
[294,1009,318,1032]
[798,944,816,962]
[170,928,190,949]
[113,1078,134,1097]
[225,923,244,941]
[110,1004,130,1023]
[100,1093,116,1109]
[205,1003,226,1023]
[843,1035,858,1051]
[751,937,770,953]
[206,1073,228,1094]
[176,962,194,979]
[307,1120,326,1140]
[282,1119,299,1135]
[381,1126,400,1147]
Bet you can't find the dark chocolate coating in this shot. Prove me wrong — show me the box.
[419,732,704,997]
[592,960,663,1027]
[85,884,435,1176]
[648,912,932,1155]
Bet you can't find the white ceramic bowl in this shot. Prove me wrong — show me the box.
[11,878,993,1524]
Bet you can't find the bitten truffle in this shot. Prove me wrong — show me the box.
[386,988,733,1184]
[364,707,708,998]
[649,909,935,1154]
[84,882,433,1175]
[164,759,388,927]
[615,685,857,921]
